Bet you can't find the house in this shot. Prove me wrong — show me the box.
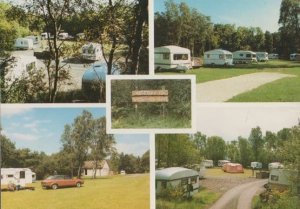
[233,50,257,64]
[14,38,34,50]
[156,167,199,197]
[1,168,36,187]
[255,52,269,62]
[81,160,110,177]
[222,163,244,173]
[203,49,233,66]
[81,43,103,61]
[154,45,192,71]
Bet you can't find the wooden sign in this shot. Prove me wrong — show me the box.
[132,90,168,103]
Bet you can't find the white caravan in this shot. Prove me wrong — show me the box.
[1,168,36,187]
[290,53,300,61]
[58,32,69,40]
[201,159,214,168]
[203,49,233,66]
[156,167,199,197]
[14,38,34,50]
[154,45,192,71]
[268,53,279,59]
[233,50,257,64]
[81,43,103,61]
[4,55,37,85]
[41,32,51,40]
[25,35,39,45]
[255,52,269,62]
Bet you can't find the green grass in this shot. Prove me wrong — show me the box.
[112,112,191,129]
[158,60,300,102]
[2,174,149,209]
[156,188,220,209]
[205,168,254,178]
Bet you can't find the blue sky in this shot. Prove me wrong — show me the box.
[1,106,149,156]
[154,0,282,32]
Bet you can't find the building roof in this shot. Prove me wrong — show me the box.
[155,45,190,53]
[82,160,107,169]
[156,167,198,181]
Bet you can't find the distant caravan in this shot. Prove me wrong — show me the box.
[233,50,257,64]
[255,52,269,62]
[14,38,34,50]
[203,49,233,66]
[81,43,103,61]
[154,45,192,72]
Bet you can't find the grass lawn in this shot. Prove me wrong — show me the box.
[112,113,191,129]
[2,174,149,209]
[156,188,220,209]
[158,60,300,102]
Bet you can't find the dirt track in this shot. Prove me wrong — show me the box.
[196,72,295,102]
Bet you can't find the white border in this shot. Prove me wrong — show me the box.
[106,75,196,134]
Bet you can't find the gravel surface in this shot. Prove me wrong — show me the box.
[196,72,295,102]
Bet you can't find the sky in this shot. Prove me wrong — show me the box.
[1,106,149,156]
[154,0,282,33]
[196,103,300,141]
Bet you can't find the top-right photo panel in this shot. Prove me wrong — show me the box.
[154,0,300,102]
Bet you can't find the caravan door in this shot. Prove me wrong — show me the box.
[19,170,26,187]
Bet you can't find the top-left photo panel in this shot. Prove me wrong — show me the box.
[0,0,149,103]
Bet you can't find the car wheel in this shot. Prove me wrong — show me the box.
[51,184,58,190]
[76,182,81,188]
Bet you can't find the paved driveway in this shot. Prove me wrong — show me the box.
[196,72,295,102]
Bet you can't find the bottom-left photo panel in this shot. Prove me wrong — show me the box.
[1,105,150,209]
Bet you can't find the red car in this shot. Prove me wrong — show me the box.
[41,175,84,190]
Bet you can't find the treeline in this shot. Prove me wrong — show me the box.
[156,124,300,170]
[1,110,150,180]
[111,79,191,119]
[155,0,299,58]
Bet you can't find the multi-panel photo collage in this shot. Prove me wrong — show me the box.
[1,0,299,209]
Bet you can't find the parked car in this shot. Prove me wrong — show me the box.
[41,175,84,190]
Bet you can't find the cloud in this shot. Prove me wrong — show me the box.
[9,133,39,141]
[1,106,33,118]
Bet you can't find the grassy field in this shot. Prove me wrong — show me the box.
[2,174,149,209]
[156,188,220,209]
[112,112,191,129]
[158,60,300,102]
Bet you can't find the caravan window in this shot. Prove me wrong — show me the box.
[226,54,232,59]
[271,175,279,181]
[163,53,170,60]
[20,171,25,179]
[181,178,188,186]
[206,54,210,58]
[219,54,224,59]
[239,53,244,57]
[191,176,198,184]
[161,181,167,189]
[246,54,251,58]
[7,174,14,178]
[174,54,188,60]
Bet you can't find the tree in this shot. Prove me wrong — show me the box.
[264,31,274,52]
[90,117,115,178]
[238,136,253,167]
[192,132,207,159]
[226,141,240,163]
[248,127,264,161]
[278,0,300,57]
[205,136,226,165]
[141,150,150,172]
[0,133,17,167]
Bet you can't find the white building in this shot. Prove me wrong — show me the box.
[81,160,110,177]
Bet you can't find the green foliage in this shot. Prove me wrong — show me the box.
[206,136,226,165]
[157,184,185,200]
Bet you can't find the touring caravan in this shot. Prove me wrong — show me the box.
[202,160,214,168]
[14,38,34,50]
[268,53,279,59]
[58,32,69,40]
[4,55,37,85]
[233,50,257,64]
[41,32,51,40]
[81,43,103,61]
[290,53,300,61]
[25,35,39,45]
[154,45,192,71]
[203,49,233,66]
[1,168,36,187]
[268,162,284,170]
[251,162,263,169]
[268,169,298,190]
[156,167,199,197]
[255,52,269,62]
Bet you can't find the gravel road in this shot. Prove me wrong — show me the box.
[208,179,267,209]
[196,72,295,102]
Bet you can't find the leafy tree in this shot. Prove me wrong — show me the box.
[278,0,300,57]
[238,136,253,167]
[141,150,150,172]
[264,31,274,52]
[248,127,264,161]
[206,136,226,165]
[192,132,207,159]
[226,140,240,163]
[0,133,17,167]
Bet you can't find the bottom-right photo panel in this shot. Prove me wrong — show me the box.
[155,103,300,209]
